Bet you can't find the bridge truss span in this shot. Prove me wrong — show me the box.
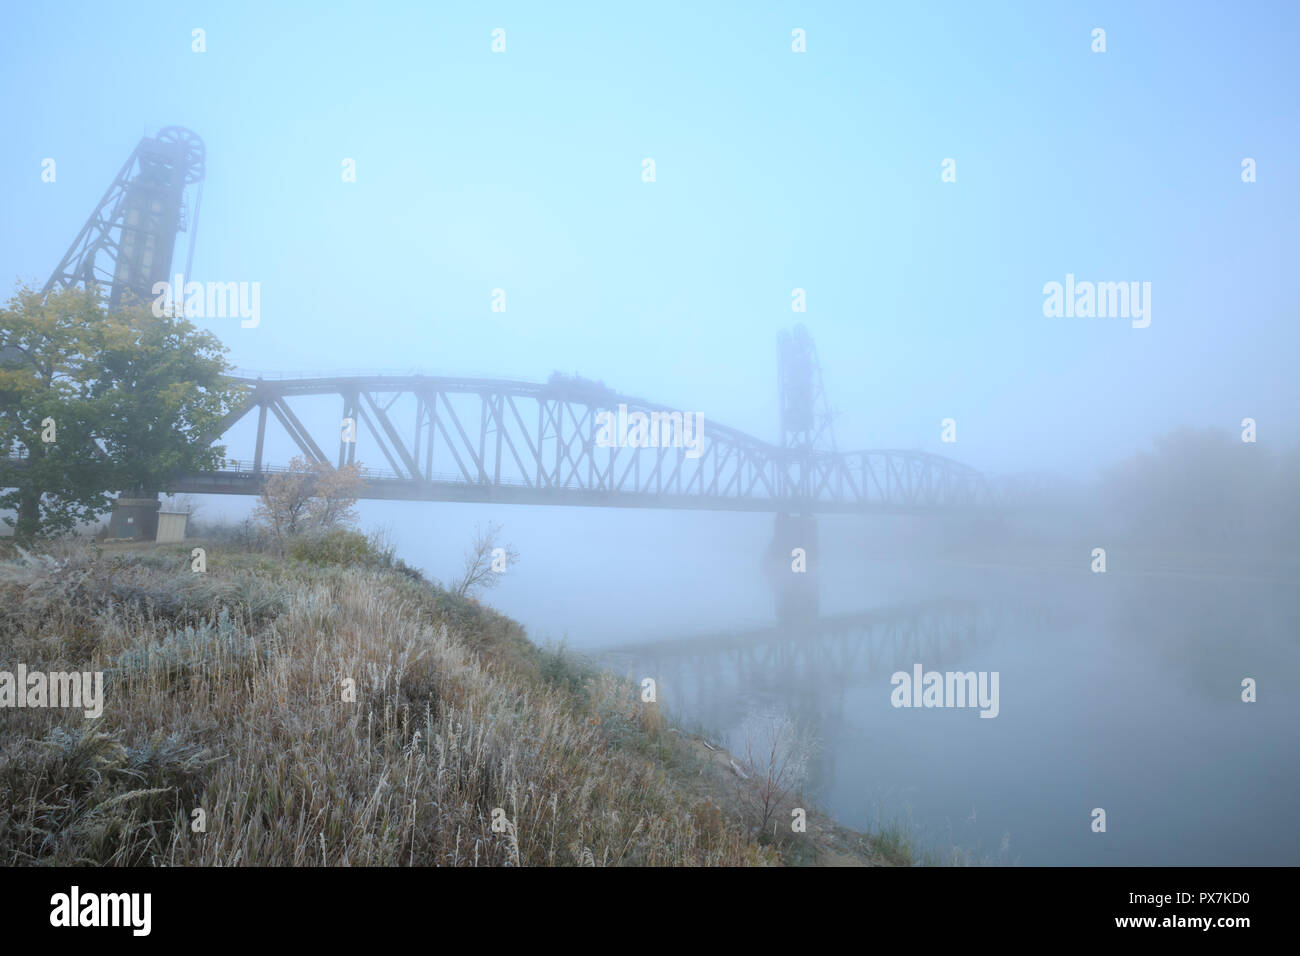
[176,374,995,515]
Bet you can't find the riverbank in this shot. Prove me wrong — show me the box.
[0,536,902,866]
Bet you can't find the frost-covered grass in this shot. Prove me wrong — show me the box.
[1,539,801,866]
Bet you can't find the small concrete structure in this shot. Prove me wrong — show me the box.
[107,496,160,540]
[155,510,190,543]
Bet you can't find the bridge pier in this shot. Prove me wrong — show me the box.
[764,512,820,624]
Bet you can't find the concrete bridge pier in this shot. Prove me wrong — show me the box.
[764,512,820,624]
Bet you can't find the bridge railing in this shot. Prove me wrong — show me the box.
[216,458,535,487]
[218,458,403,480]
[229,368,444,381]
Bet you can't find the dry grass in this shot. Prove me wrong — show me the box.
[1,538,785,866]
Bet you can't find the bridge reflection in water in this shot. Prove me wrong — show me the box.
[589,599,1058,791]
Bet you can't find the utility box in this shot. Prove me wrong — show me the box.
[155,510,190,543]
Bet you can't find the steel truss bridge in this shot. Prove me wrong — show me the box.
[173,372,997,515]
[8,126,1003,518]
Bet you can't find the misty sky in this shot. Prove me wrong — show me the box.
[3,0,1298,480]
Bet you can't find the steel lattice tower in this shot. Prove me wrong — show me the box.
[42,126,205,309]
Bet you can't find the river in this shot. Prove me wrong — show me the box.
[376,503,1300,865]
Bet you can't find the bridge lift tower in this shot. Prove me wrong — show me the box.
[45,126,206,308]
[42,126,207,538]
[768,324,838,622]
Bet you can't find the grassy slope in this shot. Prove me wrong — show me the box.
[0,539,901,867]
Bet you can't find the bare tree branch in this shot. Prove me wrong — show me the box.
[450,521,519,599]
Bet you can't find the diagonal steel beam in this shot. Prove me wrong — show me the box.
[362,390,420,478]
[269,399,328,464]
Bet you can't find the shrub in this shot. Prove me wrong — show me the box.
[390,558,426,583]
[538,641,592,698]
[189,517,275,553]
[737,711,819,843]
[289,528,377,567]
[108,608,263,691]
[253,456,365,551]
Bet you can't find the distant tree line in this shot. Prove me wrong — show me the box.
[1097,426,1300,553]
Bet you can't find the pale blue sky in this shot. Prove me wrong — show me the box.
[4,0,1297,478]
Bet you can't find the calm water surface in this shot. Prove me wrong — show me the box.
[591,558,1299,865]
[381,504,1298,866]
